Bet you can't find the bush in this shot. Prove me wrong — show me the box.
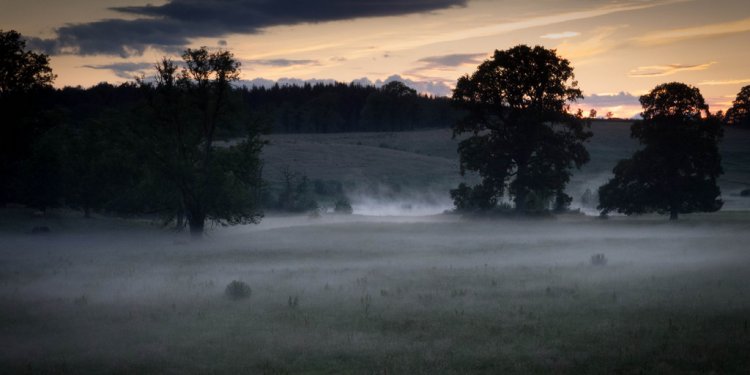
[225,280,252,300]
[334,198,353,214]
[590,253,608,266]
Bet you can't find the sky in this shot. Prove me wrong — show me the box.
[2,0,749,118]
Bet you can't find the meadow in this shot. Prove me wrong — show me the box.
[2,122,750,374]
[1,211,749,374]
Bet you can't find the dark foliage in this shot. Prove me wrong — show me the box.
[725,85,750,128]
[0,30,55,94]
[0,30,58,208]
[130,48,265,237]
[239,81,460,133]
[333,197,353,214]
[598,82,723,220]
[225,280,252,300]
[451,45,591,213]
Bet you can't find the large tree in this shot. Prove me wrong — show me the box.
[598,82,723,220]
[0,30,57,207]
[450,45,591,213]
[133,47,264,237]
[725,85,750,128]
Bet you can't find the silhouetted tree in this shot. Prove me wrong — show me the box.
[133,47,264,237]
[361,81,419,131]
[725,85,750,128]
[0,30,55,94]
[450,45,591,213]
[598,82,723,220]
[0,30,57,206]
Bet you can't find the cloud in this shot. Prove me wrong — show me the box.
[698,78,750,86]
[574,92,643,119]
[32,0,467,57]
[555,26,622,60]
[81,62,153,79]
[628,62,716,77]
[246,59,319,67]
[378,0,686,52]
[417,53,486,68]
[381,74,453,97]
[579,92,640,107]
[634,17,750,46]
[540,31,580,39]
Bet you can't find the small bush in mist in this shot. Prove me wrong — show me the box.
[590,253,608,266]
[334,198,353,214]
[288,295,299,309]
[31,226,51,234]
[225,280,252,300]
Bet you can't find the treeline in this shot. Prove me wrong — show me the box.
[239,81,462,133]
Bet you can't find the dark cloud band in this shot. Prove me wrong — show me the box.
[81,62,153,79]
[31,0,466,57]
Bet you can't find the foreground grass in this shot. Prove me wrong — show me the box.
[1,212,749,374]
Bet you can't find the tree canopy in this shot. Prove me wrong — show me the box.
[131,47,265,237]
[0,30,55,95]
[0,30,58,208]
[450,45,591,213]
[598,82,723,220]
[725,85,750,128]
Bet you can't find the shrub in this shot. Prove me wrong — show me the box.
[225,280,252,300]
[334,198,353,214]
[590,253,608,266]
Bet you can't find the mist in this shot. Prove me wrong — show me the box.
[2,211,749,373]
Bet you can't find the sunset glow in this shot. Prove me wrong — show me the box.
[2,0,748,118]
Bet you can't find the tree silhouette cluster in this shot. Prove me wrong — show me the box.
[451,46,729,220]
[1,30,266,237]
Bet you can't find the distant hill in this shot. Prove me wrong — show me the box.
[261,120,750,211]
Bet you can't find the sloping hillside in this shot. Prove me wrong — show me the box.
[261,121,750,211]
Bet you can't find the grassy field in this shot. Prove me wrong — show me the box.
[2,124,749,373]
[1,210,749,374]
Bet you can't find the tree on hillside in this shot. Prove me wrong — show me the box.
[132,47,265,237]
[725,85,750,128]
[360,81,419,131]
[598,82,723,220]
[450,45,591,213]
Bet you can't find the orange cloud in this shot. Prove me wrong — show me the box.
[628,62,716,77]
[698,78,750,86]
[540,31,580,39]
[634,17,750,46]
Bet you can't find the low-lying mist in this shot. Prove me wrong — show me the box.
[1,212,749,373]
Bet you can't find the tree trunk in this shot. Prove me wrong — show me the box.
[514,162,529,213]
[514,191,527,213]
[188,211,205,239]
